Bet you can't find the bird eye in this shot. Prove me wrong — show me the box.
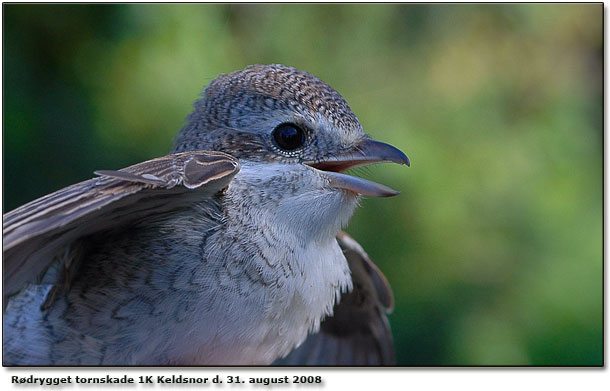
[272,123,306,151]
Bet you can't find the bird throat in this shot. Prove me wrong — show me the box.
[200,161,356,363]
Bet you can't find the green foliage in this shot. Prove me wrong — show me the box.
[2,4,602,365]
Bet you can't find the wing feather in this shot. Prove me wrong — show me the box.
[3,150,240,308]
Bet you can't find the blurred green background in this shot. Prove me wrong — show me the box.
[2,4,602,365]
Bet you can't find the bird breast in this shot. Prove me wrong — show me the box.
[187,161,357,363]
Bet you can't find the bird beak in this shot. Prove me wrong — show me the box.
[306,139,410,197]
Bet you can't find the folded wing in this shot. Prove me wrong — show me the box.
[274,231,395,365]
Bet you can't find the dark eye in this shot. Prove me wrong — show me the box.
[272,123,306,151]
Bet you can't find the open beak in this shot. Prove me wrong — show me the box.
[306,139,410,197]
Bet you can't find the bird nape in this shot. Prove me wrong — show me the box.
[3,64,409,366]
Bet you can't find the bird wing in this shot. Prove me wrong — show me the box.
[274,231,396,366]
[2,150,240,309]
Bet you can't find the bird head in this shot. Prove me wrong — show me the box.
[173,64,409,199]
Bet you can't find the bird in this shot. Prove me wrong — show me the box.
[3,64,409,366]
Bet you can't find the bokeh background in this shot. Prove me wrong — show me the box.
[2,4,602,365]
